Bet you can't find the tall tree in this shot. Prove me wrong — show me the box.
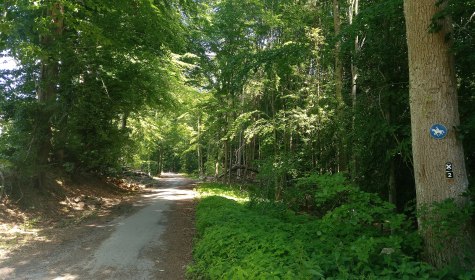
[1,0,191,178]
[332,0,347,173]
[348,0,359,178]
[403,0,474,267]
[36,1,64,188]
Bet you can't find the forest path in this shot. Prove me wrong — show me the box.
[0,173,197,280]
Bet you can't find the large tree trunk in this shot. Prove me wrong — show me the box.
[403,0,474,267]
[36,2,64,189]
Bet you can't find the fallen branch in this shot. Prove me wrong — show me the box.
[230,165,259,174]
[217,165,259,179]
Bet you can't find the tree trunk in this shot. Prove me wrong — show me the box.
[227,143,232,183]
[215,161,219,178]
[236,131,243,179]
[388,158,397,206]
[157,148,163,176]
[333,0,343,104]
[403,0,475,267]
[36,2,64,189]
[121,111,129,130]
[386,93,398,207]
[332,0,347,173]
[349,0,359,178]
[348,0,359,107]
[197,115,204,177]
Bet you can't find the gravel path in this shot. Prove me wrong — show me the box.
[0,173,197,280]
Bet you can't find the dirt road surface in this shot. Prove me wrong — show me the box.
[0,173,197,280]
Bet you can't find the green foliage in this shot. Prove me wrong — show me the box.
[291,173,350,214]
[451,1,475,182]
[189,196,323,280]
[0,102,40,176]
[196,182,249,200]
[0,0,195,175]
[188,178,462,279]
[418,198,475,263]
[340,0,413,196]
[254,153,301,200]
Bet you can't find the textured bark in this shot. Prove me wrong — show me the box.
[403,0,474,267]
[36,2,64,189]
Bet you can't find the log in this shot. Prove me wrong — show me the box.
[217,165,259,179]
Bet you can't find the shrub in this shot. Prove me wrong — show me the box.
[187,179,447,279]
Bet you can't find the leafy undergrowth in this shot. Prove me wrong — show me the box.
[188,178,474,279]
[196,182,249,201]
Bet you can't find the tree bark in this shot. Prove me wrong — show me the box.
[36,2,64,189]
[403,0,475,267]
[332,0,347,173]
[349,0,359,178]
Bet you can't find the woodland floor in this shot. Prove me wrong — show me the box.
[0,172,197,280]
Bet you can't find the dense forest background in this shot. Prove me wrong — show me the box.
[1,0,475,273]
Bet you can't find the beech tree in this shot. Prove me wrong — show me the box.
[0,0,189,177]
[36,2,64,188]
[1,0,475,275]
[403,0,475,267]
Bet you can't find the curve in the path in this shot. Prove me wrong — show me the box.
[0,173,196,280]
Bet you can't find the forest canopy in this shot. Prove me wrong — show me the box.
[1,0,475,271]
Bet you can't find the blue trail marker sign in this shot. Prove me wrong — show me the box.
[430,124,447,140]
